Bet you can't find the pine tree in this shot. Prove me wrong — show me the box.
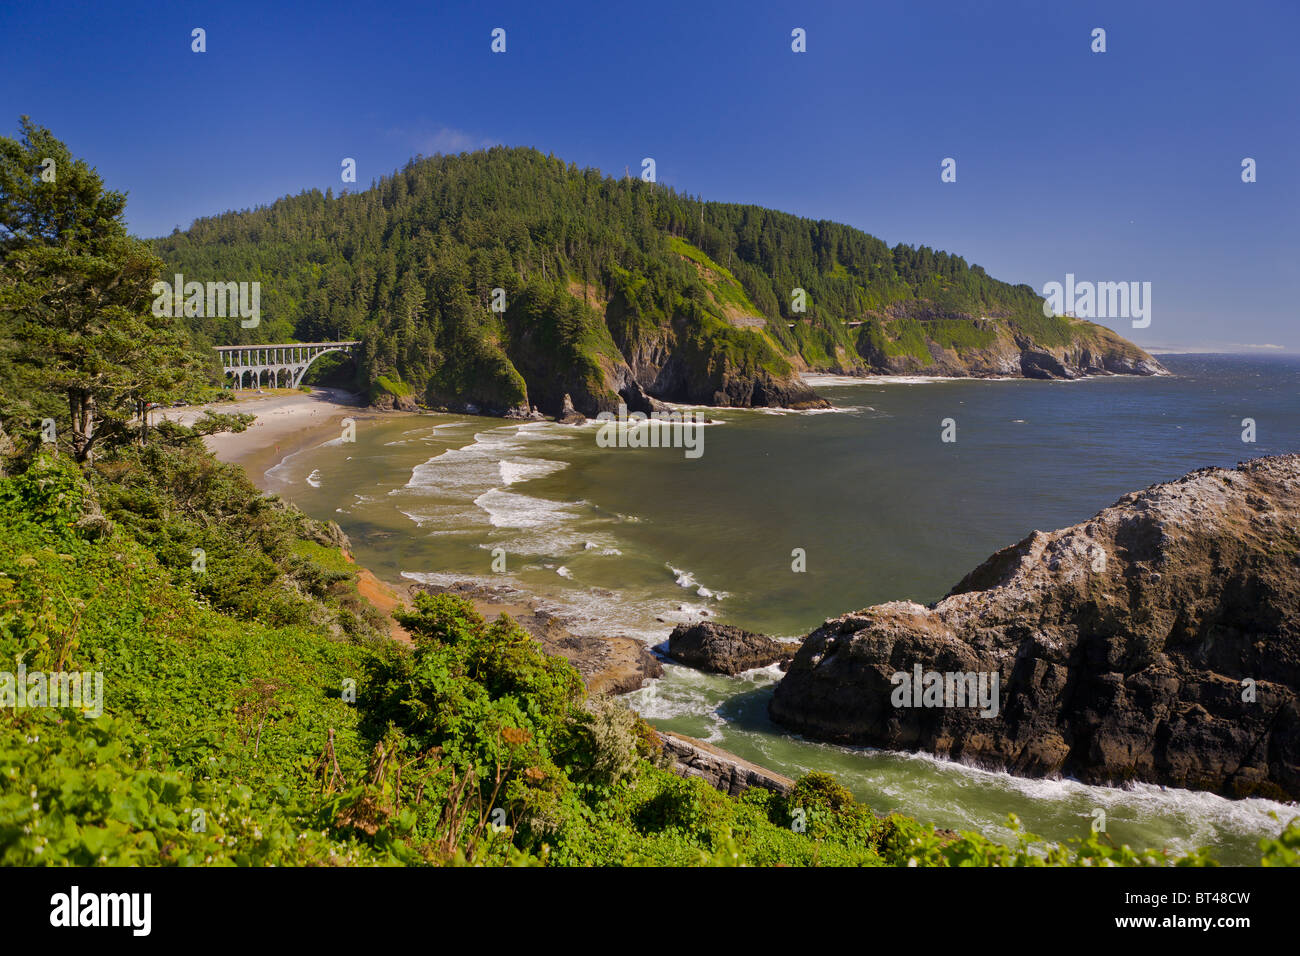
[0,117,195,461]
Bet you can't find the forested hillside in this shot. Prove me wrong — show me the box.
[154,148,1161,415]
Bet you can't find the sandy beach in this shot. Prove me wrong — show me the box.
[158,387,379,491]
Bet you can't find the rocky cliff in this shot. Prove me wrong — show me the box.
[769,455,1300,800]
[843,313,1167,380]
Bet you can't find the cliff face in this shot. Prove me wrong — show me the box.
[623,328,828,410]
[769,455,1300,800]
[846,315,1167,380]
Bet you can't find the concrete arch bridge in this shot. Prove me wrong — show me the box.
[216,341,360,389]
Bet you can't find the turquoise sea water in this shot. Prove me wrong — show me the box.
[267,354,1300,864]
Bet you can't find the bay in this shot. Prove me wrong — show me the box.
[267,354,1300,864]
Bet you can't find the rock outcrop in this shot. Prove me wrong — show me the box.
[667,621,799,675]
[544,629,664,696]
[657,730,795,797]
[851,314,1167,381]
[770,455,1300,800]
[369,390,419,412]
[556,393,586,424]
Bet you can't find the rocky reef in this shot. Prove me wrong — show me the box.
[769,455,1300,800]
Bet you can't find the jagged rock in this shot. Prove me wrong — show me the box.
[547,631,663,696]
[668,621,799,675]
[770,455,1300,800]
[556,393,586,424]
[657,730,794,797]
[504,403,544,420]
[370,391,418,411]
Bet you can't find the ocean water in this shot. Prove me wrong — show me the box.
[266,354,1300,863]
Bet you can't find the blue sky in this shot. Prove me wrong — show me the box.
[2,0,1296,352]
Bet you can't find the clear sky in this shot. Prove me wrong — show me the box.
[2,0,1296,352]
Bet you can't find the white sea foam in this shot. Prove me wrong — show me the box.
[263,439,334,486]
[389,426,583,548]
[383,421,472,446]
[798,741,1299,858]
[756,405,864,416]
[306,469,323,488]
[800,374,883,388]
[803,373,1019,386]
[263,459,294,485]
[669,564,697,589]
[621,665,736,728]
[667,564,728,600]
[499,457,567,485]
[473,488,581,530]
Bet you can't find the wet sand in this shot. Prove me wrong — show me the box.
[158,388,384,491]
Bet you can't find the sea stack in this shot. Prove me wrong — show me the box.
[769,455,1300,800]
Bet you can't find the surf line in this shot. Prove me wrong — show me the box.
[594,403,704,459]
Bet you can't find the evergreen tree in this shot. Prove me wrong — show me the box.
[0,117,195,461]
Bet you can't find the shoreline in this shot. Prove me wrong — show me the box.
[159,387,378,493]
[172,389,664,695]
[158,374,1300,831]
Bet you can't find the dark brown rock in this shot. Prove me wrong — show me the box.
[556,393,586,424]
[668,621,799,675]
[770,455,1300,800]
[369,391,418,411]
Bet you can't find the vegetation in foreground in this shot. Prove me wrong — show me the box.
[0,450,1296,866]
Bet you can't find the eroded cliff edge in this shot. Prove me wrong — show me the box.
[769,455,1300,800]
